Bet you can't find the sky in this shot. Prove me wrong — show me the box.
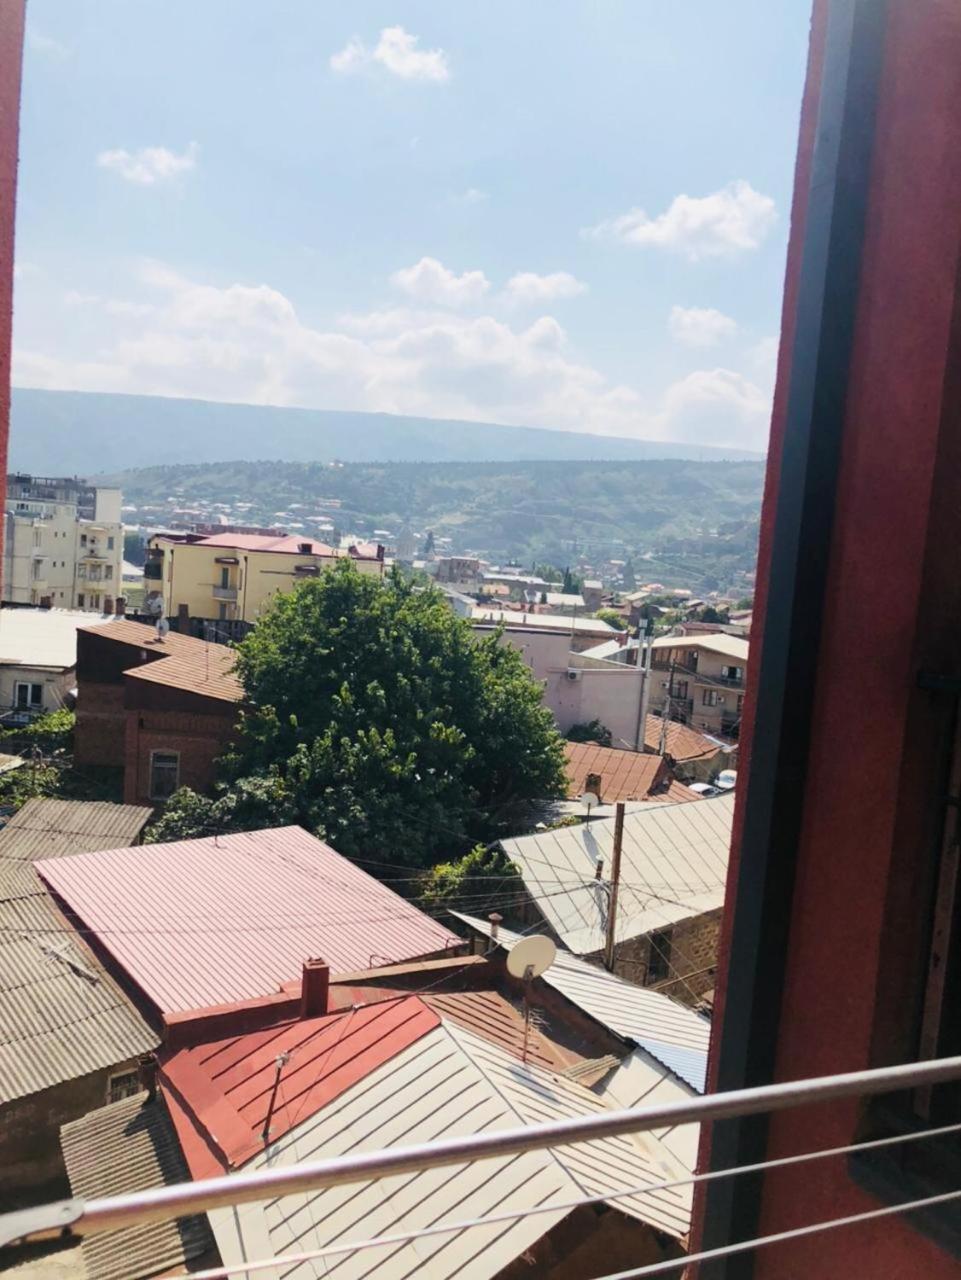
[12,1,812,451]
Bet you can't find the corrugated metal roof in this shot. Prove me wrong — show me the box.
[451,914,710,1092]
[60,1092,214,1280]
[208,1019,690,1280]
[470,607,618,635]
[163,998,440,1176]
[423,989,572,1073]
[650,632,750,662]
[643,714,725,763]
[500,792,733,956]
[36,826,459,1014]
[0,890,158,1104]
[564,741,667,803]
[0,797,153,862]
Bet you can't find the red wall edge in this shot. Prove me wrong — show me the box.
[0,1,25,575]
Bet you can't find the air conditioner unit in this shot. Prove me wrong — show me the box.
[566,669,582,682]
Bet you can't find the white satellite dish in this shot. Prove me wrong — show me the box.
[506,935,556,980]
[580,791,599,812]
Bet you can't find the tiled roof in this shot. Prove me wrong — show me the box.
[36,826,459,1015]
[643,713,725,762]
[452,914,710,1092]
[499,792,734,955]
[207,1018,691,1278]
[79,619,243,704]
[0,880,158,1105]
[163,997,439,1177]
[60,1092,214,1280]
[563,741,667,803]
[0,797,152,862]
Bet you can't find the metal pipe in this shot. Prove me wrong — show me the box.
[3,1054,960,1248]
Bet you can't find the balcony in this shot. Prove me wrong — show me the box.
[212,585,238,601]
[143,562,162,580]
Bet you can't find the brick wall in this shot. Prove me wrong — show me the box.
[74,680,126,766]
[124,707,235,805]
[0,1058,138,1206]
[589,907,721,1009]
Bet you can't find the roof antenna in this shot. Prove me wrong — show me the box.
[506,936,556,1064]
[261,1051,290,1143]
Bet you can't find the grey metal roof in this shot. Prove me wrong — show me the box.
[452,913,710,1092]
[61,1091,214,1280]
[0,800,158,1105]
[0,797,153,862]
[500,791,733,955]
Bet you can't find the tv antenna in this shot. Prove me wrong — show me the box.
[506,935,556,1064]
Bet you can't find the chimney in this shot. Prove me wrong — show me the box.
[586,772,603,803]
[298,541,312,554]
[177,603,190,634]
[138,1052,159,1103]
[489,912,503,942]
[115,595,126,616]
[301,957,330,1017]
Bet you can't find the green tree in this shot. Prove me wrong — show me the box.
[565,719,612,747]
[421,529,436,557]
[149,564,566,866]
[595,608,627,631]
[561,566,583,595]
[418,842,522,914]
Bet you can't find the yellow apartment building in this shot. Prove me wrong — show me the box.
[144,533,384,623]
[649,631,750,739]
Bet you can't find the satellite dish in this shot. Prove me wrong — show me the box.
[580,791,599,812]
[506,935,556,980]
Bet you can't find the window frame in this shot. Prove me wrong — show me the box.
[149,749,181,801]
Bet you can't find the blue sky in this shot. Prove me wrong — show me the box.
[12,1,811,450]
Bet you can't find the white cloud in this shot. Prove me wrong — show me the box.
[668,305,738,347]
[27,28,70,60]
[63,289,154,317]
[586,180,776,261]
[504,272,588,306]
[14,263,771,451]
[330,26,449,82]
[749,334,780,384]
[13,261,38,281]
[451,187,488,206]
[97,142,199,186]
[390,257,490,307]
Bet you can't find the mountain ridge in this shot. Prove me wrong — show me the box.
[9,388,763,472]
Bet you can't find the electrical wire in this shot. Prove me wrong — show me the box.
[163,1119,961,1280]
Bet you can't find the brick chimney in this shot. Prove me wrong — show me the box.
[115,595,126,616]
[300,957,330,1017]
[489,912,502,942]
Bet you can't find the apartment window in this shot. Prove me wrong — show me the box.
[722,665,744,681]
[106,1069,140,1104]
[675,680,689,700]
[645,928,673,985]
[220,567,230,588]
[150,751,180,801]
[104,565,113,579]
[77,593,85,607]
[702,689,720,707]
[218,603,227,620]
[15,683,43,711]
[80,533,87,547]
[77,564,87,579]
[107,535,115,550]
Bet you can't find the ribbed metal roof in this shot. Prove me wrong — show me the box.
[208,1018,690,1279]
[0,797,153,862]
[452,914,710,1092]
[500,791,733,955]
[61,1092,213,1280]
[36,826,459,1014]
[0,890,158,1104]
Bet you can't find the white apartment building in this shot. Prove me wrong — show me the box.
[3,475,124,612]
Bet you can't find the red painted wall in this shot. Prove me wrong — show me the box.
[0,2,26,572]
[695,2,961,1276]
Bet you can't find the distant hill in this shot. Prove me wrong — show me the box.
[9,388,763,472]
[114,457,765,590]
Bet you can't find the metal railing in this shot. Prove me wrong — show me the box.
[2,1053,960,1260]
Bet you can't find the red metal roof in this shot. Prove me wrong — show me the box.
[195,533,338,554]
[35,827,457,1015]
[563,741,668,803]
[162,996,438,1177]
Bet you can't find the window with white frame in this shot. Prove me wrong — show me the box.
[15,683,43,711]
[149,751,180,800]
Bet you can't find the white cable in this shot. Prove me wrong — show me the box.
[164,1120,961,1279]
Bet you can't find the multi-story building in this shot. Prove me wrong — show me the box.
[3,474,124,612]
[144,531,384,623]
[649,632,749,738]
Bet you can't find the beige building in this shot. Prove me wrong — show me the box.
[145,532,384,622]
[3,475,124,612]
[649,632,750,738]
[0,607,119,723]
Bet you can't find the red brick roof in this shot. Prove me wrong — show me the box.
[162,996,439,1177]
[563,740,668,803]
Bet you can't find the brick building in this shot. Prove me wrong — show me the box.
[74,620,243,805]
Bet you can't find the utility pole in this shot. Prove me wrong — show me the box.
[659,659,675,755]
[604,801,625,972]
[633,622,654,751]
